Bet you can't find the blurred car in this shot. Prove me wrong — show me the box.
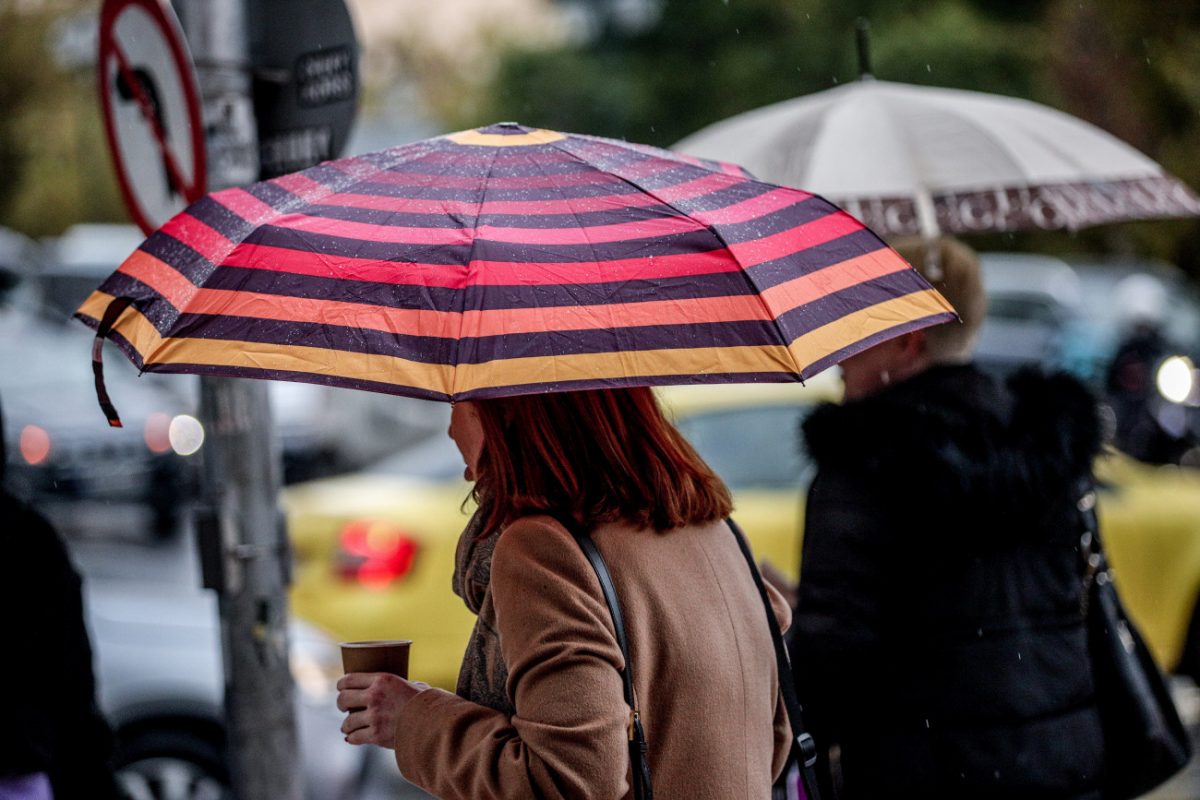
[0,307,199,539]
[975,252,1083,376]
[87,579,365,800]
[976,253,1200,465]
[34,224,443,485]
[284,375,1200,689]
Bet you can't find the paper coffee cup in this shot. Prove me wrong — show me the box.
[340,640,412,679]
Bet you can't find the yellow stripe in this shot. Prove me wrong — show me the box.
[79,291,800,397]
[82,289,955,398]
[444,128,567,147]
[787,290,957,370]
[80,291,456,394]
[450,343,798,395]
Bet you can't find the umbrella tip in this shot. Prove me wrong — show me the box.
[855,17,874,81]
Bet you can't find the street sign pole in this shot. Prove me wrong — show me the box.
[172,1,303,798]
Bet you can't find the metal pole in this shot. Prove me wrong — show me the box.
[173,1,304,798]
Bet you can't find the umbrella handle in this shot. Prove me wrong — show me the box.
[92,296,135,428]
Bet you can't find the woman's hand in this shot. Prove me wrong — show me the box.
[337,672,431,748]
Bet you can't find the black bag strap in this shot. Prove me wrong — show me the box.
[726,518,822,800]
[562,519,653,800]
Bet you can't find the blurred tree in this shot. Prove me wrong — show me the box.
[474,0,1200,277]
[0,2,124,238]
[475,0,1046,146]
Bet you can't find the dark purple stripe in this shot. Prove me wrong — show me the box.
[332,178,640,204]
[800,312,958,381]
[168,313,784,366]
[137,231,216,286]
[95,272,180,334]
[292,179,783,231]
[241,223,725,265]
[455,369,801,401]
[187,195,256,241]
[296,201,683,230]
[246,181,308,212]
[140,361,452,402]
[101,348,802,405]
[709,196,837,245]
[204,265,756,313]
[387,154,594,178]
[745,229,889,289]
[776,269,936,341]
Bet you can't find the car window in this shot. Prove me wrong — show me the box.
[674,404,815,490]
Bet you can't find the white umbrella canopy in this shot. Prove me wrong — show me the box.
[674,80,1200,238]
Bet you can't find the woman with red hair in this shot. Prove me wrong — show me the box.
[337,387,793,799]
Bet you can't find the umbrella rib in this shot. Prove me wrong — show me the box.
[547,138,805,378]
[452,145,502,400]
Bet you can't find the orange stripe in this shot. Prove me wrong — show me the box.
[760,250,910,316]
[172,286,775,339]
[787,290,957,369]
[78,291,799,398]
[117,250,198,309]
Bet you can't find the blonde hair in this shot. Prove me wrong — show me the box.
[890,236,987,363]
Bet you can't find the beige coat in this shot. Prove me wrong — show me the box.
[394,515,792,799]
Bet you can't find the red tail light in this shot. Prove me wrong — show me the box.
[336,520,419,590]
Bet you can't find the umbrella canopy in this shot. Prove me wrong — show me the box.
[674,80,1200,238]
[77,122,954,423]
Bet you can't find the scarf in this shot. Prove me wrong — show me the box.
[451,505,514,715]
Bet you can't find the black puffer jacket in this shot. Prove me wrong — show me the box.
[791,364,1104,800]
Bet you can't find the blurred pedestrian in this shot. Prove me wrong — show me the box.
[337,389,793,799]
[789,237,1105,799]
[0,397,123,800]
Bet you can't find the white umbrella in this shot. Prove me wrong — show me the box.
[674,80,1200,238]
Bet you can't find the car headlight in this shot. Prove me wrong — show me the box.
[290,621,344,704]
[1156,355,1197,405]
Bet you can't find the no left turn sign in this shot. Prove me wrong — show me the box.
[98,0,206,235]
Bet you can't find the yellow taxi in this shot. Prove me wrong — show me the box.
[284,376,1200,689]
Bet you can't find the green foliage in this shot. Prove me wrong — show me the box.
[0,2,125,238]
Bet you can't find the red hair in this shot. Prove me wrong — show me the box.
[471,387,732,534]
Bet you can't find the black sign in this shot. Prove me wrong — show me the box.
[248,0,359,180]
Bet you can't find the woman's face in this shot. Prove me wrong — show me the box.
[448,401,485,482]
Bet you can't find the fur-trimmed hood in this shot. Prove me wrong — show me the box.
[802,364,1102,526]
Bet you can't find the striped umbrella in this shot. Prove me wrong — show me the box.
[78,122,955,425]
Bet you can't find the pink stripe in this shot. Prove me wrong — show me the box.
[258,209,707,250]
[318,172,750,218]
[728,211,864,268]
[220,242,738,288]
[318,190,667,217]
[271,213,474,246]
[274,172,339,201]
[213,188,285,226]
[367,169,621,190]
[692,187,814,226]
[159,212,235,265]
[477,215,705,245]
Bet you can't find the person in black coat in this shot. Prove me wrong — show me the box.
[790,238,1104,800]
[0,397,123,799]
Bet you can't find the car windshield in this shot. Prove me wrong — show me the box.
[674,403,815,490]
[365,402,817,490]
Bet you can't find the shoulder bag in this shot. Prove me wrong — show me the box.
[1078,486,1191,798]
[564,515,821,800]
